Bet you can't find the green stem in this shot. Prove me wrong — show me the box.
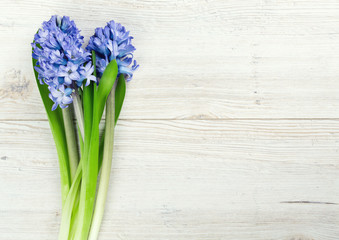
[80,87,100,239]
[64,121,84,240]
[69,191,80,240]
[72,90,85,139]
[78,124,84,155]
[88,90,115,240]
[58,165,82,240]
[58,113,84,240]
[62,107,79,180]
[75,82,97,240]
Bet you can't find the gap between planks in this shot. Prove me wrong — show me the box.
[2,118,339,122]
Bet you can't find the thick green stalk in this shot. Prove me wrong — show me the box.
[58,165,82,240]
[97,74,126,169]
[62,107,79,180]
[58,105,85,240]
[78,124,84,157]
[74,81,95,240]
[74,55,97,240]
[78,87,100,240]
[69,122,84,240]
[88,91,115,240]
[69,193,80,240]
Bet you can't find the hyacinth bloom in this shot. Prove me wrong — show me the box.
[32,16,139,240]
[86,20,139,81]
[32,15,95,110]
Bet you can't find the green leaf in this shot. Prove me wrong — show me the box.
[96,60,118,121]
[32,56,71,206]
[115,74,126,124]
[91,50,97,77]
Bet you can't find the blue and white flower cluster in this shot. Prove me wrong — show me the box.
[86,20,139,81]
[32,15,96,110]
[32,16,139,111]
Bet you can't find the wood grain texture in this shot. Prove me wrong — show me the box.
[1,0,339,119]
[0,0,339,239]
[1,120,339,240]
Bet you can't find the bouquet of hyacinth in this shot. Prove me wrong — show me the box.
[31,16,138,240]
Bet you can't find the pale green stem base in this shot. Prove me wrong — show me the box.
[62,106,79,180]
[88,90,115,240]
[58,165,82,240]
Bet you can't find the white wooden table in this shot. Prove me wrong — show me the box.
[1,1,339,239]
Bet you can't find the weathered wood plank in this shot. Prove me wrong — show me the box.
[1,0,339,119]
[1,1,339,240]
[0,120,338,239]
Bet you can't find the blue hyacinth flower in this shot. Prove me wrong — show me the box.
[86,20,139,81]
[32,15,96,110]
